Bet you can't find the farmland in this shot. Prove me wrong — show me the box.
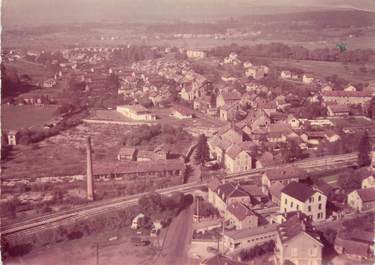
[2,105,59,131]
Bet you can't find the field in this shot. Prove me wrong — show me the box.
[269,58,375,84]
[4,59,54,82]
[5,228,157,265]
[1,104,59,130]
[2,123,132,179]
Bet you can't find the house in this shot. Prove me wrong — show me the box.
[261,166,306,192]
[116,105,156,121]
[216,91,241,108]
[131,213,145,229]
[344,84,357,92]
[361,175,375,189]
[180,83,194,102]
[219,102,241,121]
[117,147,137,161]
[280,70,292,80]
[245,66,265,80]
[199,255,247,265]
[280,182,327,222]
[322,91,372,106]
[255,152,282,169]
[186,50,206,59]
[269,182,286,205]
[347,188,375,212]
[6,130,19,145]
[302,74,314,84]
[226,202,258,230]
[210,183,251,213]
[334,229,374,261]
[224,144,255,173]
[324,130,341,143]
[321,84,333,92]
[275,214,323,265]
[172,105,194,119]
[223,223,278,253]
[42,78,56,88]
[327,104,351,117]
[194,95,213,113]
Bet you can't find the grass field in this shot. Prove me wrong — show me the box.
[1,104,59,130]
[4,59,54,82]
[269,58,375,84]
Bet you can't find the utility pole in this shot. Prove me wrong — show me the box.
[96,242,99,265]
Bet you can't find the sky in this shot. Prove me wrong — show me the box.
[2,0,374,27]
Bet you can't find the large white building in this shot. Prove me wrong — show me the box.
[116,105,156,121]
[280,182,327,222]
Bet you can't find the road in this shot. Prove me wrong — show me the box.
[154,205,194,265]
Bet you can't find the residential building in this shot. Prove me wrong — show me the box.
[226,202,258,230]
[117,147,137,161]
[186,50,207,59]
[224,145,254,173]
[347,188,375,211]
[245,66,265,80]
[6,130,19,146]
[280,182,327,222]
[261,166,306,192]
[216,91,241,108]
[302,74,314,84]
[131,213,145,229]
[116,105,156,121]
[280,71,292,80]
[327,104,350,117]
[223,224,278,253]
[361,175,375,189]
[275,214,323,265]
[219,102,240,121]
[209,183,251,213]
[322,91,372,106]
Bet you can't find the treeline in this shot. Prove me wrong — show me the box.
[111,45,162,63]
[122,124,192,147]
[242,10,375,29]
[147,22,225,34]
[209,43,375,64]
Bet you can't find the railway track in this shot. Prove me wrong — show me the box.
[2,153,358,239]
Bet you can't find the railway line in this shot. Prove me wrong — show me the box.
[2,152,359,240]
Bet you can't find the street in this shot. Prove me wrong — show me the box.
[154,204,195,265]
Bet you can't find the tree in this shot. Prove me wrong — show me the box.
[194,134,210,165]
[358,131,371,167]
[281,139,303,163]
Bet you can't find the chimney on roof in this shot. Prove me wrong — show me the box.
[86,137,95,201]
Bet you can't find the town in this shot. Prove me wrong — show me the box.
[1,1,375,265]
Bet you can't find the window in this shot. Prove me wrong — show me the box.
[309,197,314,203]
[296,205,299,210]
[308,206,311,212]
[318,195,321,201]
[291,248,298,257]
[318,204,322,210]
[291,202,293,208]
[285,198,287,204]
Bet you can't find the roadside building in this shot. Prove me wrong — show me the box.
[224,144,255,173]
[302,74,314,84]
[280,182,327,222]
[117,147,137,161]
[322,91,372,106]
[334,229,374,261]
[327,104,351,117]
[172,105,194,119]
[210,183,251,213]
[261,166,306,192]
[275,214,323,265]
[226,202,258,230]
[361,175,375,189]
[347,188,375,212]
[223,223,278,253]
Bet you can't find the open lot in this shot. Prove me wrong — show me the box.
[270,58,375,84]
[5,228,156,265]
[2,104,59,130]
[4,59,54,82]
[2,123,132,179]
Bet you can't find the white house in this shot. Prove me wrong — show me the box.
[362,175,375,189]
[280,182,327,222]
[131,213,145,229]
[347,188,375,212]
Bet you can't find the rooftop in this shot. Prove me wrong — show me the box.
[225,223,278,241]
[281,182,316,203]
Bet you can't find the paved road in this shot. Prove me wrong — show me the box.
[154,205,194,265]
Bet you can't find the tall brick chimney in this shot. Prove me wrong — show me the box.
[86,137,94,201]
